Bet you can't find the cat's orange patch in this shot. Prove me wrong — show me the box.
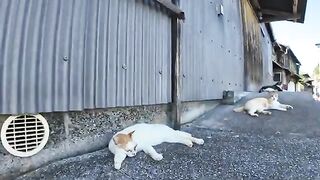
[113,131,135,149]
[114,133,131,146]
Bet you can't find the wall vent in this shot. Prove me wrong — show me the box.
[1,114,49,157]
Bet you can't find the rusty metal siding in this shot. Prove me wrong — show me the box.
[180,0,244,101]
[0,0,172,114]
[241,0,263,91]
[241,0,276,90]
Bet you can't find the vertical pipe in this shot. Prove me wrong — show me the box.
[171,0,182,130]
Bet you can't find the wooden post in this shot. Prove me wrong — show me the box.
[171,0,182,130]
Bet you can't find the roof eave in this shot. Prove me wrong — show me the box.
[250,0,308,23]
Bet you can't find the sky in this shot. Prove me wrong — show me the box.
[271,0,320,75]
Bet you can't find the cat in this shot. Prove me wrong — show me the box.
[233,92,293,117]
[259,82,283,93]
[108,123,204,170]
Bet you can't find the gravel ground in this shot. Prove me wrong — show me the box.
[17,127,320,180]
[17,92,320,179]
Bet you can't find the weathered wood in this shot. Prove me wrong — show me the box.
[261,9,300,18]
[171,0,182,130]
[250,0,261,10]
[249,0,307,23]
[262,15,301,23]
[240,0,264,91]
[293,0,299,16]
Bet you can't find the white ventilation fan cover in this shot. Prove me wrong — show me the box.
[1,114,50,157]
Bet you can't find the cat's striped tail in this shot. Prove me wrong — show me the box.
[233,106,244,112]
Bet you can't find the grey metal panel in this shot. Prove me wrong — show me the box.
[54,0,74,111]
[0,0,172,114]
[95,0,109,108]
[125,0,136,106]
[106,0,118,107]
[180,0,244,101]
[134,0,143,106]
[117,0,127,106]
[260,24,274,85]
[149,3,156,105]
[166,15,172,103]
[141,2,149,105]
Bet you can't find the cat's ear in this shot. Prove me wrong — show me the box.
[128,131,135,138]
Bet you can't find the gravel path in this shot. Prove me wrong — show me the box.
[18,92,320,180]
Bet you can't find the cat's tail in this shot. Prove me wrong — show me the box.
[233,106,244,112]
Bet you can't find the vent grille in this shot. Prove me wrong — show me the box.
[1,114,49,157]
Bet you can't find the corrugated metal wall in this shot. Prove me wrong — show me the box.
[180,0,244,101]
[0,0,172,114]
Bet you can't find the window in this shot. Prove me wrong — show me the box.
[273,72,281,82]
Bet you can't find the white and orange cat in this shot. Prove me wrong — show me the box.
[108,123,204,170]
[233,92,293,117]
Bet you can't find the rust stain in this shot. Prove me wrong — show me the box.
[241,0,263,91]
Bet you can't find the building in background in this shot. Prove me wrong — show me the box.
[300,74,314,94]
[273,43,302,91]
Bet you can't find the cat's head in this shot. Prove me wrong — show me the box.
[268,92,279,101]
[113,131,138,157]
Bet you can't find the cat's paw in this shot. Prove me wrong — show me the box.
[186,141,193,147]
[250,113,259,117]
[287,105,293,109]
[195,139,204,145]
[152,153,163,161]
[114,163,121,170]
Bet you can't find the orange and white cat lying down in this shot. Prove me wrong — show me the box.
[108,123,204,169]
[233,92,293,117]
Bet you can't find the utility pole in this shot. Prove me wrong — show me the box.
[316,43,320,76]
[315,43,320,75]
